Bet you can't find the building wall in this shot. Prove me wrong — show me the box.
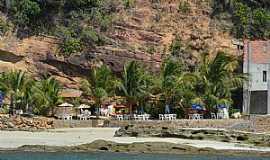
[250,91,268,114]
[243,40,270,115]
[248,63,269,91]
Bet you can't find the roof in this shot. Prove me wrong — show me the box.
[59,89,82,98]
[244,40,270,64]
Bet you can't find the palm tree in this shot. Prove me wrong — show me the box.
[82,64,120,115]
[152,57,196,113]
[0,70,32,114]
[32,76,62,116]
[194,51,247,111]
[119,61,152,114]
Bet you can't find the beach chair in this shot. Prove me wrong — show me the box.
[211,113,216,119]
[123,114,130,120]
[164,114,170,121]
[171,114,177,120]
[159,114,164,120]
[116,115,124,120]
[144,114,150,121]
[191,114,200,120]
[217,112,224,119]
[133,114,139,121]
[62,114,72,120]
[138,115,144,121]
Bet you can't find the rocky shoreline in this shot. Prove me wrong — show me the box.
[0,115,54,131]
[1,140,269,157]
[115,125,270,147]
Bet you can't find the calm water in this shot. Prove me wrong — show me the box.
[0,152,269,160]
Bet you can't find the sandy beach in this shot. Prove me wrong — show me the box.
[0,128,270,152]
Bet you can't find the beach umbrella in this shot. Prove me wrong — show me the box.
[217,104,226,109]
[58,102,74,107]
[192,104,203,110]
[58,102,73,116]
[78,104,90,109]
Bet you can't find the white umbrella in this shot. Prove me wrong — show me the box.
[58,102,74,107]
[78,104,90,109]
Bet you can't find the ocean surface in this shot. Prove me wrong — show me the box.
[0,152,269,160]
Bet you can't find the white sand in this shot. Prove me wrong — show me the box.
[0,128,270,152]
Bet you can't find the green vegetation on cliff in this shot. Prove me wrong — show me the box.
[213,0,270,39]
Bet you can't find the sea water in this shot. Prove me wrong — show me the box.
[0,152,269,160]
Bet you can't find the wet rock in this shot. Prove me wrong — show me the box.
[115,124,270,147]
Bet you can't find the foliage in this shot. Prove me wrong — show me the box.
[119,61,152,112]
[169,36,184,57]
[152,57,196,113]
[0,70,33,112]
[8,0,41,26]
[56,24,105,56]
[212,0,270,39]
[31,76,62,116]
[178,1,191,14]
[82,64,120,114]
[122,0,135,9]
[61,37,82,56]
[65,0,102,10]
[0,17,10,36]
[193,51,247,111]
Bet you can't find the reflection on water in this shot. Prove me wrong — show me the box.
[0,152,269,160]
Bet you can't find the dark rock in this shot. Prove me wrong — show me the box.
[99,147,109,151]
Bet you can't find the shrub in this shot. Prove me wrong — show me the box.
[99,15,112,32]
[122,0,135,9]
[80,27,106,46]
[232,1,270,39]
[0,17,10,36]
[147,45,156,55]
[65,0,102,10]
[170,36,184,57]
[61,37,82,56]
[80,27,101,45]
[178,1,191,14]
[252,8,270,38]
[11,0,41,26]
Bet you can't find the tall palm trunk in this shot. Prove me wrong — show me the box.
[9,94,16,115]
[129,103,132,115]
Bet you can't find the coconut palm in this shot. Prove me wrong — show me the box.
[31,76,62,116]
[82,64,120,115]
[194,51,247,110]
[119,61,152,114]
[0,70,32,114]
[152,57,196,113]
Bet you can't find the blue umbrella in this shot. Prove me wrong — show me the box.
[217,104,226,109]
[165,104,170,114]
[192,104,203,110]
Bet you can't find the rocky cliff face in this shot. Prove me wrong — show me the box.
[0,0,238,88]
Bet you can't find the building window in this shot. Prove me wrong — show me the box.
[263,71,267,82]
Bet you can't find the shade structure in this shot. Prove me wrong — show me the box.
[217,104,227,109]
[78,104,91,109]
[58,102,74,107]
[114,104,128,108]
[192,104,203,110]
